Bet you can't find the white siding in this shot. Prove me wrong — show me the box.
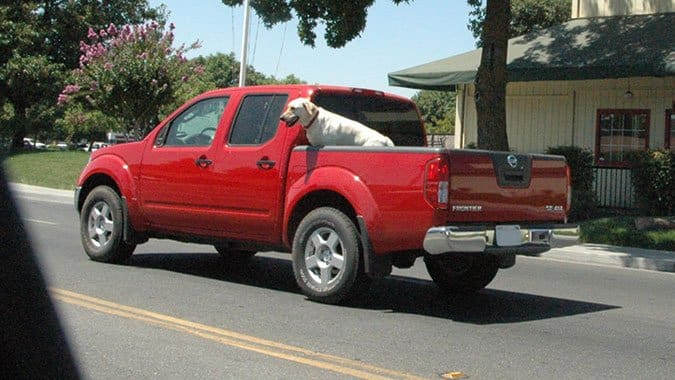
[506,82,574,153]
[572,77,675,151]
[571,0,674,18]
[456,77,675,154]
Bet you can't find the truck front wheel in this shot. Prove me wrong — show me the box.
[424,254,499,293]
[80,186,136,263]
[292,207,370,304]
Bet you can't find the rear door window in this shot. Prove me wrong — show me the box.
[312,93,425,146]
[229,94,288,145]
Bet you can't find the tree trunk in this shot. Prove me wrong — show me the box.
[474,0,510,151]
[10,112,27,151]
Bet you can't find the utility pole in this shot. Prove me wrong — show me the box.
[238,0,251,87]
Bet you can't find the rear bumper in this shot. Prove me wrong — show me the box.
[423,224,579,256]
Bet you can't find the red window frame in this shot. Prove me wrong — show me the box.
[666,109,673,151]
[595,109,650,167]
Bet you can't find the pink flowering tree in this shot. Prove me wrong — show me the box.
[58,21,203,137]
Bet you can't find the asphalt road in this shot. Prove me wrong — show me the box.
[9,188,675,379]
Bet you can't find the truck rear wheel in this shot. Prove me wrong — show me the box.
[292,207,370,304]
[424,255,499,293]
[80,185,136,263]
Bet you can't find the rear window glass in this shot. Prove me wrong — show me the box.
[312,93,425,146]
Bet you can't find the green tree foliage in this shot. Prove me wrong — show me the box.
[626,150,675,216]
[191,53,240,89]
[411,90,455,134]
[468,0,571,46]
[41,0,164,69]
[58,22,203,137]
[546,146,597,221]
[2,54,64,146]
[222,0,411,48]
[190,52,305,90]
[0,2,62,147]
[0,0,162,149]
[56,103,121,147]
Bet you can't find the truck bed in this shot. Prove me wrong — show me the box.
[286,146,570,255]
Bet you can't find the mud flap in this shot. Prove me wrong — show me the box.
[357,216,392,278]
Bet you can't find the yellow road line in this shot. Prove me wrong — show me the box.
[51,288,427,380]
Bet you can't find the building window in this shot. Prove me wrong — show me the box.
[596,109,649,167]
[667,109,674,151]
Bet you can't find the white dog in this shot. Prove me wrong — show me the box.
[279,97,394,147]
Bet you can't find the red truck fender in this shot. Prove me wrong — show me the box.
[282,165,383,252]
[76,153,144,230]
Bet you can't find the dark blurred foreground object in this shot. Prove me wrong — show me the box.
[0,168,80,379]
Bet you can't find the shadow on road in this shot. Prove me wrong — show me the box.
[361,275,620,324]
[129,252,620,325]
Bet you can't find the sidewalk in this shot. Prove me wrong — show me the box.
[10,182,73,198]
[9,183,675,273]
[542,244,675,273]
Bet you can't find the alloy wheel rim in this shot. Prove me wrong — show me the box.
[87,201,114,248]
[304,227,345,287]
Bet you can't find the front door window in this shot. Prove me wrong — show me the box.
[159,97,229,147]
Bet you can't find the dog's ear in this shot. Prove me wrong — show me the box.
[302,100,316,115]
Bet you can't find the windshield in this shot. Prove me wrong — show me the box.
[312,92,425,146]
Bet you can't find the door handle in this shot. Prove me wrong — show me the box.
[195,156,213,168]
[256,158,276,170]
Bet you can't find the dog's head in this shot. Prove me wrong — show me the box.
[280,97,318,128]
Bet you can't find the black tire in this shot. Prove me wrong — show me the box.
[80,186,136,263]
[292,207,370,304]
[424,254,499,293]
[214,245,257,261]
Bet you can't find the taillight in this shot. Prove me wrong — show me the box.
[424,158,449,209]
[565,164,572,214]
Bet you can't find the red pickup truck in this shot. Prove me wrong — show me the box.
[75,84,579,304]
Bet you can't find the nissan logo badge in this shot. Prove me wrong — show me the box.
[507,154,518,168]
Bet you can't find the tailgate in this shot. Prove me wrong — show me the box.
[443,150,570,224]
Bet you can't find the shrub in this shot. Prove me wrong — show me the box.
[581,217,675,251]
[546,146,597,221]
[625,150,675,216]
[58,22,203,136]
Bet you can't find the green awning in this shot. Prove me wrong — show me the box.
[388,13,675,90]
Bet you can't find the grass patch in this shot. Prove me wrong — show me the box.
[581,217,675,251]
[2,150,90,190]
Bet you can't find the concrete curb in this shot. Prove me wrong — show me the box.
[541,244,675,273]
[9,183,675,273]
[10,182,74,198]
